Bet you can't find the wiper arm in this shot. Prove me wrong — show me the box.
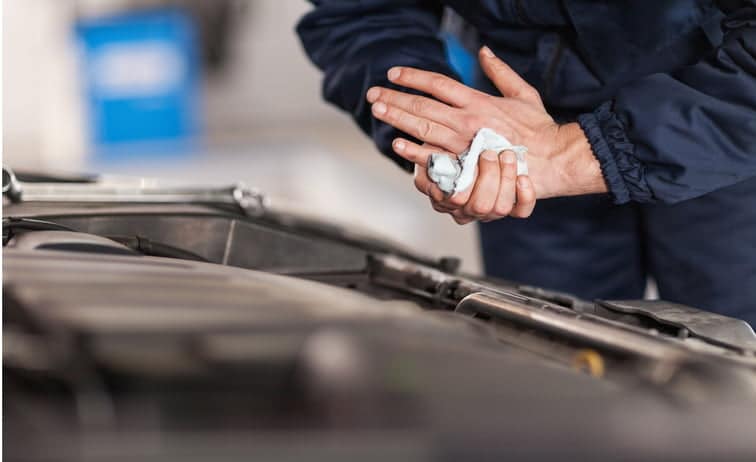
[2,166,265,216]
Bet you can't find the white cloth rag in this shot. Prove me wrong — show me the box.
[427,128,528,194]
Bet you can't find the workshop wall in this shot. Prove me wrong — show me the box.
[2,0,483,273]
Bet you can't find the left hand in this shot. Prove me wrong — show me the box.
[366,46,606,223]
[407,141,536,224]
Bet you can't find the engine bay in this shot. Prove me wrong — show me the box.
[4,170,756,461]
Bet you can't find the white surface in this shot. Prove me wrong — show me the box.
[90,42,186,97]
[3,1,85,171]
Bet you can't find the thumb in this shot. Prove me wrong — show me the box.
[479,46,541,103]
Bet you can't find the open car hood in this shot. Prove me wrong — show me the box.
[4,168,756,461]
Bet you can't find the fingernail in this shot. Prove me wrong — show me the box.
[366,87,380,102]
[517,176,530,188]
[372,102,387,116]
[481,149,498,161]
[481,46,495,58]
[387,67,401,81]
[503,151,516,164]
[394,140,406,152]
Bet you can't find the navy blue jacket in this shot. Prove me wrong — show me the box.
[297,0,756,204]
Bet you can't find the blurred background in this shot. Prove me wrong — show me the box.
[3,0,482,272]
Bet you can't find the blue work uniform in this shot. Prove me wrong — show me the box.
[297,1,756,325]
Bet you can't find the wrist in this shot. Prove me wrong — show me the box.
[549,122,607,197]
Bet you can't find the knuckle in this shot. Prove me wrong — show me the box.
[391,108,406,125]
[521,87,540,101]
[494,203,513,216]
[438,198,455,209]
[449,195,466,207]
[464,115,482,133]
[417,120,434,139]
[431,190,446,203]
[463,202,484,217]
[452,139,471,154]
[472,203,491,216]
[523,191,537,204]
[453,213,472,225]
[431,76,450,93]
[410,97,428,114]
[520,204,536,218]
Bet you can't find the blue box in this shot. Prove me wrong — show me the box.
[76,8,202,161]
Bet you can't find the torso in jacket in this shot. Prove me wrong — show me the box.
[446,0,725,115]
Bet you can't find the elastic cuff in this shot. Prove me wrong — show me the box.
[577,102,653,204]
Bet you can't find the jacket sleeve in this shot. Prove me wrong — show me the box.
[297,0,458,171]
[577,1,756,204]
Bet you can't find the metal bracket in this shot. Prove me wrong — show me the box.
[2,166,266,217]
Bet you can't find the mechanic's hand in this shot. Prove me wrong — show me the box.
[366,46,606,223]
[407,141,535,224]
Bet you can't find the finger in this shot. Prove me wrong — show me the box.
[422,168,461,207]
[510,176,537,218]
[451,209,475,225]
[413,163,433,197]
[373,102,468,153]
[367,87,466,132]
[428,184,449,205]
[394,138,447,168]
[440,179,474,210]
[405,141,468,207]
[414,162,453,206]
[491,150,518,217]
[430,195,456,213]
[463,150,500,218]
[387,67,486,108]
[398,139,473,209]
[479,46,541,104]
